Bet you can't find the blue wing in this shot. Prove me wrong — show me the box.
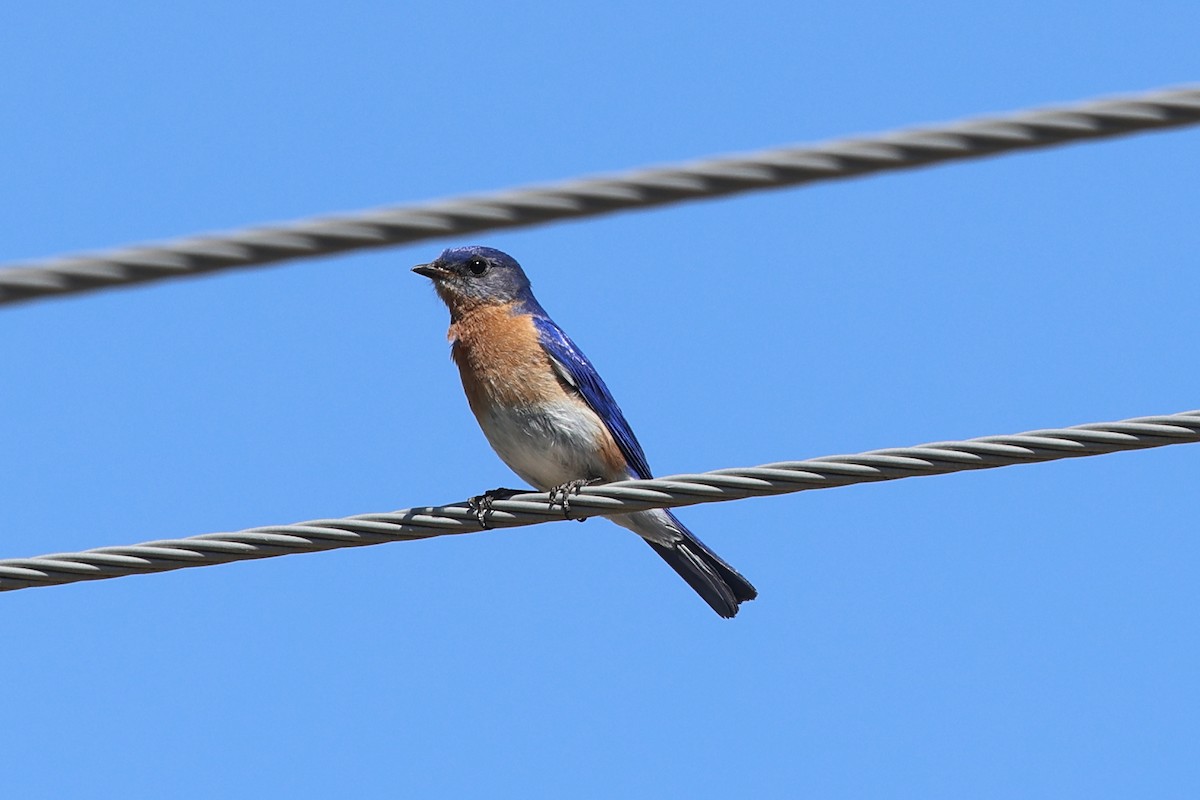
[530,312,654,480]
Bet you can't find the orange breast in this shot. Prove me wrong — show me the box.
[448,303,571,414]
[447,302,632,482]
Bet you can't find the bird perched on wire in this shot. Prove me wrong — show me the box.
[413,246,756,617]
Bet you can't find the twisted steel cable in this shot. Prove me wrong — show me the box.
[2,409,1196,593]
[2,85,1198,306]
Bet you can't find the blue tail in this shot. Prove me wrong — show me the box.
[645,513,757,618]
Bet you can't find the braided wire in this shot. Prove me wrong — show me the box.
[2,409,1196,592]
[2,85,1198,306]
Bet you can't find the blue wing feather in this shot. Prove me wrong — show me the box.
[529,312,654,480]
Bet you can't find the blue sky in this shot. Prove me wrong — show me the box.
[2,2,1198,797]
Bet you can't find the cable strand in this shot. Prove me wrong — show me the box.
[2,85,1198,306]
[2,408,1196,592]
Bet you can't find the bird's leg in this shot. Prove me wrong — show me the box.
[468,487,525,529]
[547,478,603,521]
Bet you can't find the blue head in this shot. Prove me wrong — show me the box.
[412,246,535,314]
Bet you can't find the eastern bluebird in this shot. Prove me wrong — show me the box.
[414,246,757,618]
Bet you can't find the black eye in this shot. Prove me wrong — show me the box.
[467,258,488,275]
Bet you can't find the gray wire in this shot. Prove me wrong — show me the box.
[2,85,1198,306]
[3,409,1196,592]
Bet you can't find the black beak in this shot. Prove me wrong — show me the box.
[412,263,450,279]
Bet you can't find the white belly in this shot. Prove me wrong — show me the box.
[477,401,626,491]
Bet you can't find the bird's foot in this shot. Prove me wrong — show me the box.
[548,478,602,521]
[468,487,524,529]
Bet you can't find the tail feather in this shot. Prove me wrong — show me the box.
[612,509,756,618]
[646,538,756,618]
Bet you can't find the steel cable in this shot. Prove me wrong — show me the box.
[1,85,1197,306]
[2,409,1196,592]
